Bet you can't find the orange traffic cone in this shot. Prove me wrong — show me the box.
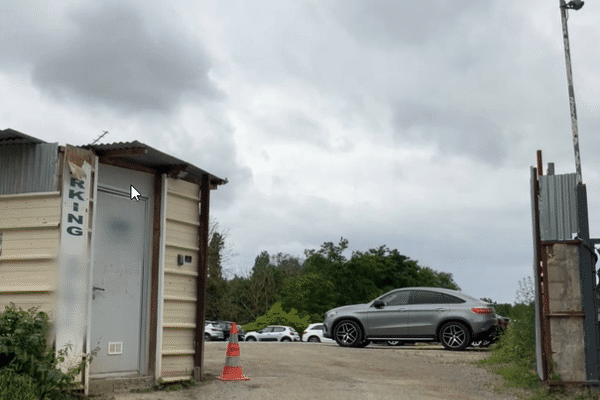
[218,323,250,381]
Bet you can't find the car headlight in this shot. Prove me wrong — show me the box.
[326,311,337,319]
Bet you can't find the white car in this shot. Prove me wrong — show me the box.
[204,321,225,341]
[302,323,335,343]
[244,325,300,342]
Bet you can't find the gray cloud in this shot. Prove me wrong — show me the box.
[327,0,498,50]
[261,111,355,153]
[31,3,221,114]
[391,100,508,165]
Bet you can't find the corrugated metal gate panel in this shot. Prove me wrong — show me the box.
[0,143,59,195]
[160,178,200,381]
[0,191,61,343]
[0,193,61,230]
[162,328,195,352]
[163,274,197,300]
[539,173,578,241]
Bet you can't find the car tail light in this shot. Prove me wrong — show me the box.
[471,307,494,315]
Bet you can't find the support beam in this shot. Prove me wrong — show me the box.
[194,174,210,380]
[147,173,163,377]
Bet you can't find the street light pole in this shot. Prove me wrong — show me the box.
[559,0,584,184]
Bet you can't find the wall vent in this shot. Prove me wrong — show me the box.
[108,342,123,355]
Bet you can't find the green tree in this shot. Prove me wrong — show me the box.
[204,220,242,322]
[205,230,228,320]
[225,275,253,323]
[242,301,311,338]
[280,273,337,321]
[301,238,460,308]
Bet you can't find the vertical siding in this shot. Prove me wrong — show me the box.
[539,173,578,241]
[0,191,61,328]
[0,143,59,195]
[160,178,200,382]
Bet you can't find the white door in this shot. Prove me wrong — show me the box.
[89,188,148,375]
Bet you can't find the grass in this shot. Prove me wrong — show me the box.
[472,303,600,400]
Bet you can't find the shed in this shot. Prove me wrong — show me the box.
[0,128,227,394]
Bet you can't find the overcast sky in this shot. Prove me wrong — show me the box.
[4,0,600,305]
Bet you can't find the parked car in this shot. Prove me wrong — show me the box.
[213,320,245,341]
[302,323,335,343]
[204,321,225,341]
[245,325,300,342]
[471,314,510,347]
[322,287,498,351]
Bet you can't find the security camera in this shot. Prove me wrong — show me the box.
[562,0,584,10]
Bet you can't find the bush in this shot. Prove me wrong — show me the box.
[242,301,311,336]
[0,368,38,400]
[0,303,99,400]
[481,302,538,372]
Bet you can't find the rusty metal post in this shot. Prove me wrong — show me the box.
[559,0,583,184]
[531,166,545,379]
[194,174,210,380]
[540,243,552,383]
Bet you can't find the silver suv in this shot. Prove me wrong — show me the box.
[322,287,497,351]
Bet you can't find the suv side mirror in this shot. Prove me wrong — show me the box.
[373,300,385,308]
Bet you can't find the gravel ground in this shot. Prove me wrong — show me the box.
[104,342,529,400]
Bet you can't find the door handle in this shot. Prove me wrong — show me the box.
[398,308,408,311]
[436,307,447,311]
[93,286,105,291]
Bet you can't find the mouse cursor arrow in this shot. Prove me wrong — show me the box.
[130,185,141,201]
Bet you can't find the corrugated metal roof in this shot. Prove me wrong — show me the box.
[539,173,578,241]
[0,142,59,195]
[0,128,47,145]
[84,141,227,186]
[0,129,227,187]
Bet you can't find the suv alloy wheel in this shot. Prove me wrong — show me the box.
[440,321,471,351]
[334,320,363,347]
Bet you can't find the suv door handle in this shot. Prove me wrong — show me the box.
[398,307,408,311]
[93,286,105,291]
[436,307,447,311]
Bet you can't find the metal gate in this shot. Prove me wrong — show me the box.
[530,151,600,389]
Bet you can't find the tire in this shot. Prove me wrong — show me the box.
[245,336,257,342]
[308,336,321,343]
[204,333,211,342]
[333,320,363,347]
[440,321,471,351]
[386,340,403,346]
[281,337,292,342]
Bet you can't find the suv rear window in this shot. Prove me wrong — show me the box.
[409,291,466,304]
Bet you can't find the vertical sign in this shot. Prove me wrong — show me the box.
[55,146,93,378]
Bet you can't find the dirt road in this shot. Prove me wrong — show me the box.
[111,342,522,400]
